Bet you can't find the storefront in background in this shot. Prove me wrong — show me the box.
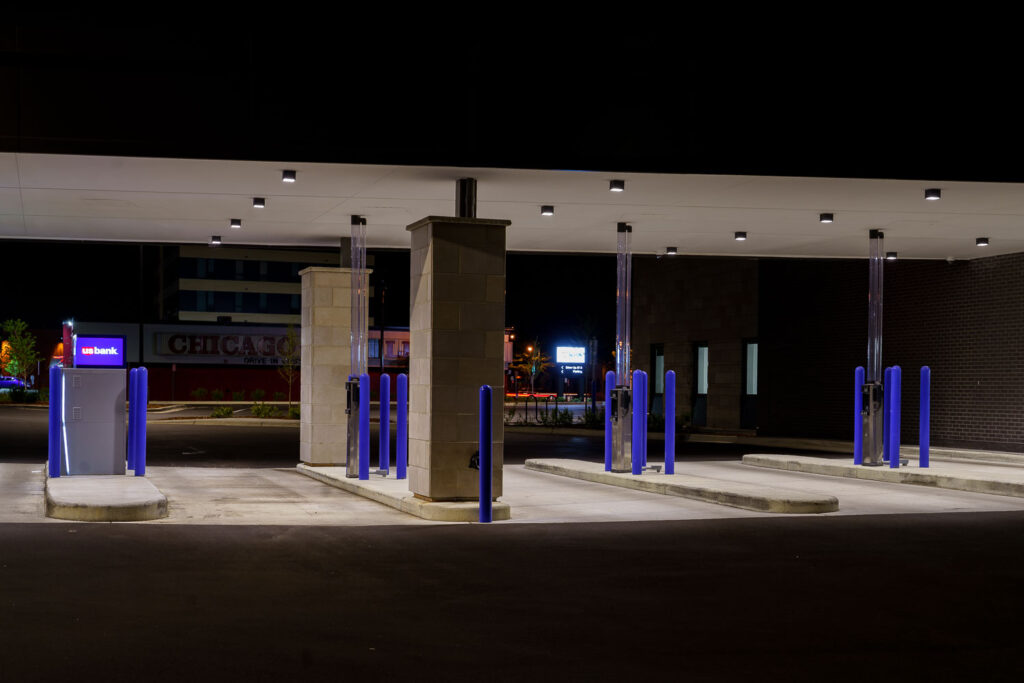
[71,321,409,401]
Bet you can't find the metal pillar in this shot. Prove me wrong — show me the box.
[861,229,885,465]
[346,215,369,477]
[611,222,633,472]
[457,178,477,218]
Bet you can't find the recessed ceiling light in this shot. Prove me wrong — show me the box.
[886,251,898,261]
[977,237,990,247]
[253,197,265,209]
[230,218,242,229]
[819,213,834,223]
[210,235,221,246]
[609,179,625,192]
[282,170,297,183]
[666,246,678,255]
[734,231,747,241]
[925,188,941,200]
[541,205,554,216]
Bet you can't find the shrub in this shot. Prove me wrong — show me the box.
[39,389,49,403]
[190,387,208,400]
[648,412,665,431]
[10,387,26,402]
[250,402,280,418]
[273,391,286,401]
[211,405,233,418]
[288,406,300,420]
[250,388,266,401]
[552,408,574,426]
[210,389,224,401]
[582,407,604,429]
[0,392,10,404]
[231,390,245,401]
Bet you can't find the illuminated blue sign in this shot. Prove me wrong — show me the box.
[74,336,126,368]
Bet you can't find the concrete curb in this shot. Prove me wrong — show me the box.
[296,464,511,522]
[742,453,1024,498]
[45,475,169,522]
[525,458,838,514]
[151,418,300,427]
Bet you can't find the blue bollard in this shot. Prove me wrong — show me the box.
[854,366,865,465]
[920,366,930,468]
[379,374,390,474]
[135,367,148,476]
[48,365,62,478]
[883,367,892,463]
[397,373,408,479]
[890,366,901,469]
[632,369,642,475]
[665,370,676,475]
[359,373,370,480]
[604,371,615,471]
[479,385,493,523]
[641,370,648,468]
[127,368,138,471]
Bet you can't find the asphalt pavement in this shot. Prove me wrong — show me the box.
[0,405,760,468]
[5,405,1024,680]
[3,514,1024,681]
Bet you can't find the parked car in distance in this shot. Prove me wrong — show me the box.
[0,376,26,390]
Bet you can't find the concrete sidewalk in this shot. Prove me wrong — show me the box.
[9,457,1024,525]
[744,453,1024,499]
[526,458,838,513]
[46,475,168,521]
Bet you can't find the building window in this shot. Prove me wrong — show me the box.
[696,344,709,395]
[745,342,758,395]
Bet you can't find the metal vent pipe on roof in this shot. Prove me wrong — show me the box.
[457,178,477,218]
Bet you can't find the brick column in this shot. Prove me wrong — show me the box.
[299,267,354,465]
[408,216,509,501]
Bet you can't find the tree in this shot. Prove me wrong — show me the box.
[1,319,42,387]
[277,325,300,407]
[510,340,554,395]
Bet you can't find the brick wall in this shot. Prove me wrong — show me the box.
[759,253,1024,451]
[632,256,758,429]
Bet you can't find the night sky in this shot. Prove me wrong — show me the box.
[2,14,1020,357]
[0,241,617,368]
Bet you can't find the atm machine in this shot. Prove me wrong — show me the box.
[58,334,127,475]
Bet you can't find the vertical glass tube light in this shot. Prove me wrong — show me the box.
[615,222,632,383]
[350,215,368,377]
[867,229,884,383]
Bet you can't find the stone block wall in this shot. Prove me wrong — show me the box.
[299,267,354,465]
[408,217,508,501]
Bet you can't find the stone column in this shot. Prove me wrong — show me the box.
[408,216,509,501]
[299,266,352,465]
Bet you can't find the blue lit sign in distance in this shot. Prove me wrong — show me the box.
[556,346,585,364]
[74,336,126,368]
